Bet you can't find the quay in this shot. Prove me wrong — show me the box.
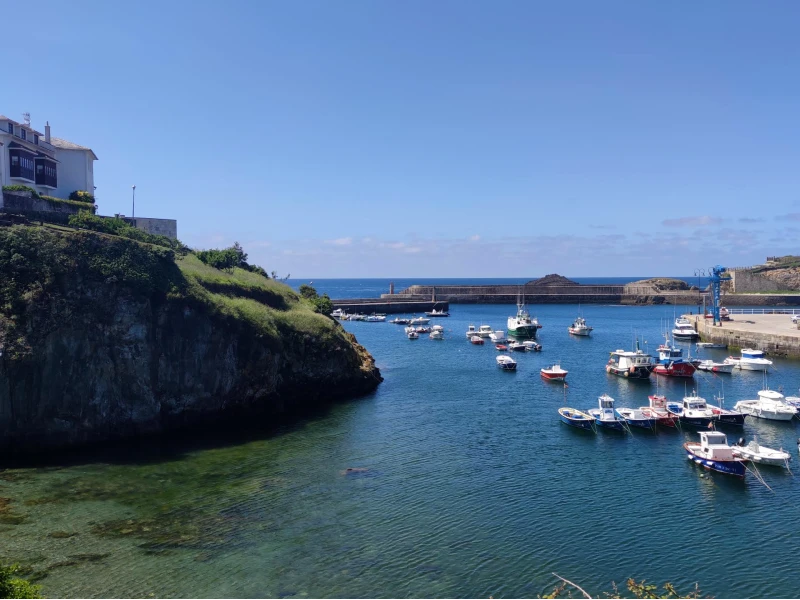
[689,312,800,359]
[331,298,448,315]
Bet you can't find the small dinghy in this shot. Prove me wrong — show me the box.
[558,407,595,431]
[697,360,734,374]
[541,364,568,381]
[617,407,658,430]
[496,355,517,371]
[495,344,508,351]
[508,342,527,352]
[407,330,419,340]
[523,340,542,352]
[587,394,628,432]
[429,330,444,340]
[684,431,746,478]
[732,437,791,467]
[470,335,484,345]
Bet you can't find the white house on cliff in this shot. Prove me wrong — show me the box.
[0,114,97,199]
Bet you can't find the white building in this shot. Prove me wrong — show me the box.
[0,113,97,200]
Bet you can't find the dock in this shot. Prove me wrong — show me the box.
[689,311,800,358]
[331,298,448,315]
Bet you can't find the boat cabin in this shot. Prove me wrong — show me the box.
[612,350,653,369]
[683,396,708,411]
[657,345,683,363]
[597,394,616,420]
[758,389,785,402]
[649,394,668,409]
[699,431,735,460]
[742,349,765,359]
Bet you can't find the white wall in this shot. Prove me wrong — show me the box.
[54,149,94,199]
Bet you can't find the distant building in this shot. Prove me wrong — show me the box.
[0,113,97,200]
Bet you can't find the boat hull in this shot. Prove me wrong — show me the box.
[558,408,595,431]
[541,371,567,381]
[710,409,746,426]
[507,325,538,339]
[568,328,591,336]
[684,443,745,478]
[606,365,652,379]
[588,409,627,431]
[653,362,696,378]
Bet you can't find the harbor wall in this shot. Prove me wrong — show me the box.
[729,271,783,293]
[331,300,448,315]
[689,315,800,359]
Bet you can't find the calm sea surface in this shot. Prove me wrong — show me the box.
[1,288,798,598]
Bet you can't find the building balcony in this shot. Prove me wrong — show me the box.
[9,165,35,182]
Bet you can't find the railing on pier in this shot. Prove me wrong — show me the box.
[726,308,800,315]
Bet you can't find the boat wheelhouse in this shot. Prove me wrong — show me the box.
[666,395,715,428]
[587,394,628,431]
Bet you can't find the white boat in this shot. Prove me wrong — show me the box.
[465,325,477,338]
[696,360,734,374]
[540,364,567,381]
[507,295,540,338]
[672,318,699,340]
[345,313,365,321]
[724,349,773,372]
[424,308,450,317]
[696,342,727,349]
[734,389,798,421]
[568,316,593,336]
[429,330,444,340]
[410,316,431,325]
[478,325,494,338]
[731,437,791,466]
[364,314,386,322]
[404,325,416,334]
[523,340,542,352]
[508,341,527,352]
[332,308,347,319]
[489,330,508,344]
[407,330,419,340]
[496,355,517,371]
[431,324,444,332]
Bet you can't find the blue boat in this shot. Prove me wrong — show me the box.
[616,407,658,430]
[587,394,628,432]
[666,395,715,428]
[684,431,746,478]
[558,407,595,431]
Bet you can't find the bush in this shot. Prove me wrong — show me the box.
[0,563,42,599]
[68,190,95,204]
[68,211,188,253]
[2,185,39,197]
[195,242,269,277]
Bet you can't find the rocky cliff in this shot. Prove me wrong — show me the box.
[0,226,382,453]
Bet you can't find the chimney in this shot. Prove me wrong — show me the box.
[45,121,51,143]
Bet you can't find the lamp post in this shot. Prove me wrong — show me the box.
[132,185,136,219]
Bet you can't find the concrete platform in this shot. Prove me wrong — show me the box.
[689,314,800,358]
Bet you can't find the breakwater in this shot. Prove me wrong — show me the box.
[689,313,800,358]
[330,298,448,314]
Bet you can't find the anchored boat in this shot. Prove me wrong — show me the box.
[684,431,746,478]
[507,295,541,338]
[732,437,791,467]
[496,355,517,371]
[666,394,715,428]
[587,394,628,432]
[640,394,678,428]
[734,389,798,421]
[606,341,654,379]
[541,364,568,381]
[558,407,596,431]
[568,316,593,336]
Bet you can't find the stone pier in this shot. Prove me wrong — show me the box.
[688,313,800,359]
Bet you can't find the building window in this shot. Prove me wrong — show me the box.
[9,150,35,181]
[7,123,13,134]
[20,129,26,141]
[34,134,39,145]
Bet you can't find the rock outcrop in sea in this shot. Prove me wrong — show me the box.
[0,226,382,454]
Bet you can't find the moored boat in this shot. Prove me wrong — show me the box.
[724,349,773,372]
[523,340,542,352]
[465,325,478,338]
[731,437,791,467]
[666,394,715,428]
[684,431,746,478]
[508,341,527,352]
[425,308,450,317]
[390,317,411,325]
[495,344,508,351]
[640,394,678,427]
[587,394,628,431]
[496,355,517,371]
[697,360,734,374]
[478,325,494,338]
[332,308,347,319]
[489,330,508,344]
[734,389,797,421]
[541,364,568,381]
[653,338,696,378]
[568,316,593,336]
[470,336,484,345]
[606,341,654,379]
[429,329,444,340]
[558,407,596,431]
[507,295,540,338]
[616,407,658,430]
[706,396,747,426]
[407,330,419,340]
[672,317,699,340]
[410,316,431,325]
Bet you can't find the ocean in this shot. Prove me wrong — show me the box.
[0,284,796,598]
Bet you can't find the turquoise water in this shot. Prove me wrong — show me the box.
[1,303,799,598]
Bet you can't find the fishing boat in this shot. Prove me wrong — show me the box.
[470,335,484,345]
[696,342,727,350]
[734,389,798,421]
[684,431,746,478]
[495,344,508,351]
[407,330,419,340]
[653,336,696,378]
[508,341,527,352]
[332,308,347,319]
[478,325,494,338]
[410,316,431,325]
[523,340,542,352]
[605,340,654,379]
[507,294,541,338]
[465,325,477,338]
[558,407,596,431]
[587,394,628,431]
[666,394,715,428]
[696,360,734,374]
[731,437,791,467]
[724,349,772,372]
[425,308,450,317]
[390,317,411,325]
[640,394,678,428]
[496,355,517,371]
[568,316,593,336]
[616,407,658,430]
[489,330,508,344]
[672,317,699,340]
[540,364,568,381]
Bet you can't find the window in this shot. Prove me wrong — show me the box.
[34,134,39,145]
[11,156,18,166]
[20,129,26,141]
[7,123,13,134]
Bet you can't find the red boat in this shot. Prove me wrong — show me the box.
[653,361,696,378]
[639,394,678,427]
[495,344,508,351]
[540,364,568,381]
[470,336,484,345]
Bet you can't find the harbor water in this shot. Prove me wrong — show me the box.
[1,302,799,598]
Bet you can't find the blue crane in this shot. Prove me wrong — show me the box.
[708,265,731,325]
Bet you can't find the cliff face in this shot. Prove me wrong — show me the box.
[0,227,381,453]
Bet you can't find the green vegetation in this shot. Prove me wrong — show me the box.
[195,241,269,278]
[2,185,94,211]
[0,563,42,599]
[297,283,333,315]
[68,190,95,204]
[541,575,702,599]
[68,211,188,252]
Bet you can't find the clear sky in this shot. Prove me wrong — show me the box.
[4,1,800,277]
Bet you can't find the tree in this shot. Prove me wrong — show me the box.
[0,563,42,599]
[311,293,333,315]
[298,284,318,300]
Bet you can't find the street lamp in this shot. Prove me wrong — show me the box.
[132,185,136,219]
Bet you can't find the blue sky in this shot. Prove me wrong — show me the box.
[4,1,800,277]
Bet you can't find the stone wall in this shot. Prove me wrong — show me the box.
[730,270,783,293]
[1,190,85,216]
[121,216,178,240]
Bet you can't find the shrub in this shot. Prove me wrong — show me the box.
[0,563,42,599]
[2,185,38,197]
[68,190,95,204]
[195,242,268,276]
[67,211,189,253]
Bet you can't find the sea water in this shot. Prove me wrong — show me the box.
[1,302,798,598]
